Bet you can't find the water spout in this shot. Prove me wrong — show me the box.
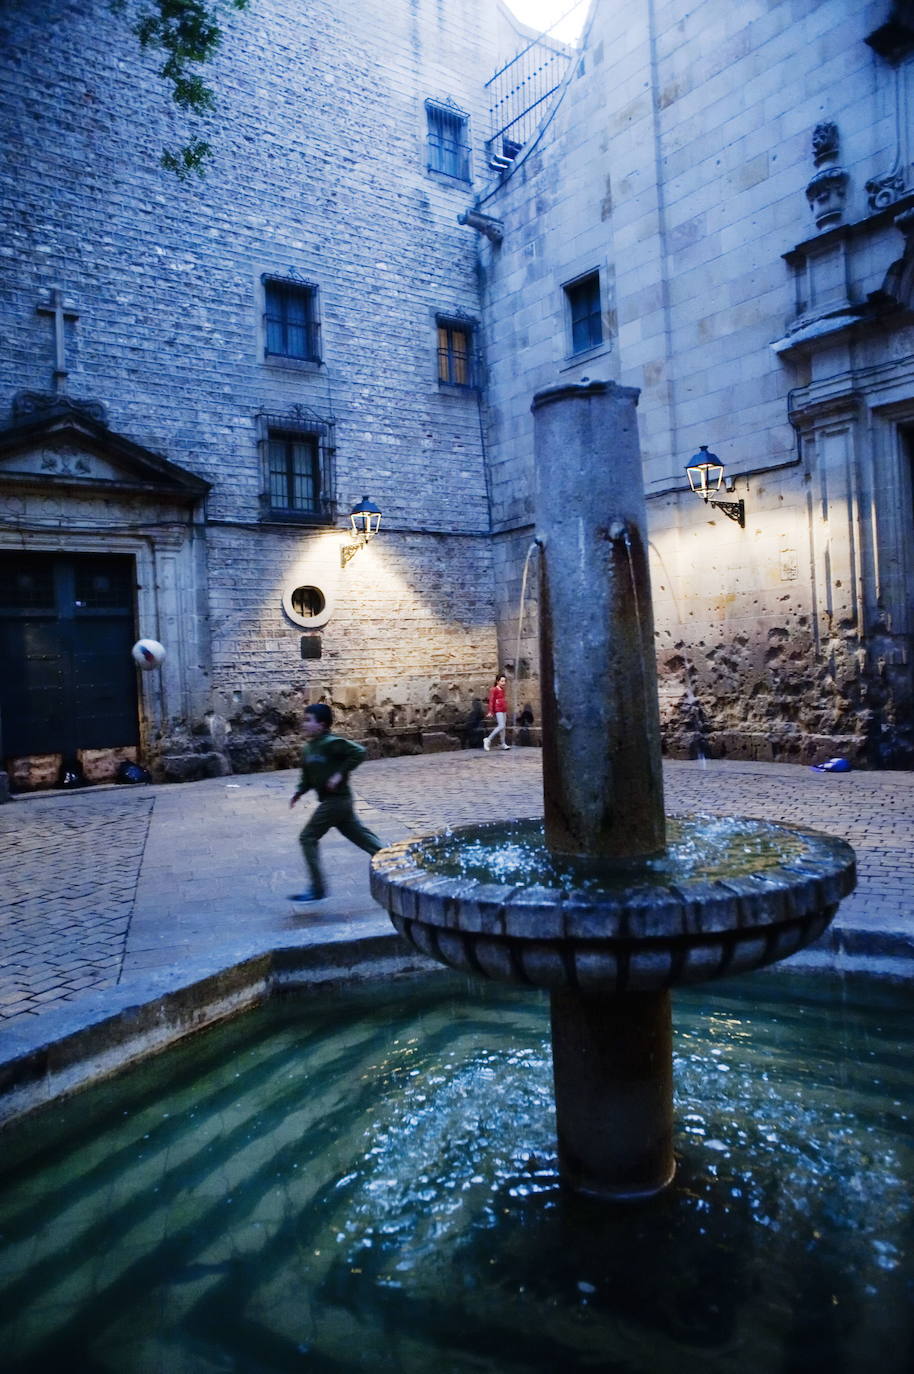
[532,380,665,863]
[511,538,542,747]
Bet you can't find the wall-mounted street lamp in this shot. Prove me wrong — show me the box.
[685,446,745,528]
[341,496,382,567]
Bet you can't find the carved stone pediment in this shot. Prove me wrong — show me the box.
[0,395,210,503]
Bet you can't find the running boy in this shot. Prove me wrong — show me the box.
[288,703,383,901]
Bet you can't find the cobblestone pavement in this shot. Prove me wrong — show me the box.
[0,791,154,1019]
[1,751,912,1034]
[657,757,914,940]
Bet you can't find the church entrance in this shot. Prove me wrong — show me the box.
[0,553,139,765]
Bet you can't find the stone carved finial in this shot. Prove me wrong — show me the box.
[812,121,839,166]
[806,121,848,231]
[806,165,849,230]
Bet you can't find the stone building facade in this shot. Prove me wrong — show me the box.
[2,0,912,791]
[0,0,535,787]
[475,0,914,767]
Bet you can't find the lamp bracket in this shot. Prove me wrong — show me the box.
[708,498,746,528]
[340,541,364,568]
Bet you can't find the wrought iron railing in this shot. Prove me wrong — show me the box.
[486,24,574,167]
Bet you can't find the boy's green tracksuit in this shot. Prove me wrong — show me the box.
[294,733,382,897]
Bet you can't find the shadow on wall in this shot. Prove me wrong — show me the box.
[515,702,536,747]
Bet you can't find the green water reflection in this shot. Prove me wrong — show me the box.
[0,971,911,1373]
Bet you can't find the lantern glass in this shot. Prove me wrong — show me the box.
[686,447,724,498]
[349,496,382,540]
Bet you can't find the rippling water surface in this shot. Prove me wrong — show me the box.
[413,816,820,891]
[0,971,910,1373]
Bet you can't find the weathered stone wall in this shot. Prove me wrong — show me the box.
[5,0,911,784]
[206,525,499,769]
[0,0,512,779]
[477,0,914,767]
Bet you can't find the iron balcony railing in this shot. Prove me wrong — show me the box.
[486,25,573,166]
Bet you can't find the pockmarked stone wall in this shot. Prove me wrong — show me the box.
[0,0,520,781]
[476,0,914,767]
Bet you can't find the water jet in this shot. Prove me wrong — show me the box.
[371,380,856,1199]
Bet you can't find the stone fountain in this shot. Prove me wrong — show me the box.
[370,380,855,1200]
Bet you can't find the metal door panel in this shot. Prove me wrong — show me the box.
[0,620,69,754]
[0,554,139,759]
[72,618,140,749]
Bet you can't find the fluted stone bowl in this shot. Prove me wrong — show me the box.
[370,816,856,993]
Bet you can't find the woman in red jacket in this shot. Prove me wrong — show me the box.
[483,673,510,751]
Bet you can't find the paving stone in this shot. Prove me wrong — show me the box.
[0,754,912,1036]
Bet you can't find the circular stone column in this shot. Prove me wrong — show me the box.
[532,379,665,863]
[370,377,857,1202]
[551,988,674,1199]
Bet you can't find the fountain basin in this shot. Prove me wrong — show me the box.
[1,971,911,1373]
[370,816,856,994]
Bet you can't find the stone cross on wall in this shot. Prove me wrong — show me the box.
[36,286,79,392]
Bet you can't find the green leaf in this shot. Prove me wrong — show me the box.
[161,137,214,179]
[110,0,250,178]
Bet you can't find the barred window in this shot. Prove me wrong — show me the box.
[566,272,603,354]
[426,101,470,182]
[258,407,335,524]
[267,431,322,515]
[264,278,320,362]
[437,319,473,387]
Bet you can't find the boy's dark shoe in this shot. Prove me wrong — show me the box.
[288,890,326,902]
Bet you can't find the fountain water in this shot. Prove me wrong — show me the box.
[509,537,541,745]
[370,380,855,1200]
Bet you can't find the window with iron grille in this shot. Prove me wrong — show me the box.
[267,430,322,516]
[426,101,471,181]
[258,406,335,523]
[437,318,473,387]
[263,277,320,362]
[565,272,603,354]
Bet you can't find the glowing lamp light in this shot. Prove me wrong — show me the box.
[341,496,382,567]
[349,496,382,541]
[685,446,725,498]
[685,446,745,528]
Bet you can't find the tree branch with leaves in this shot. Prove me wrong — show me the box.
[111,0,250,178]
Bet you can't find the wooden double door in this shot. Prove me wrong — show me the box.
[0,553,139,760]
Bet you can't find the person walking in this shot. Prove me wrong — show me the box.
[483,673,510,751]
[288,703,383,901]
